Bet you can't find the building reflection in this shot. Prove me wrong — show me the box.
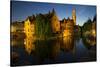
[49,39,60,59]
[34,36,75,63]
[11,39,17,46]
[33,38,60,63]
[61,36,74,52]
[11,38,24,47]
[24,37,35,54]
[82,37,96,49]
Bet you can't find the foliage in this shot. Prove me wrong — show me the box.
[82,15,96,37]
[35,14,52,39]
[82,18,92,33]
[82,15,96,33]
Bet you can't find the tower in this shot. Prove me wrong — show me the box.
[72,8,76,25]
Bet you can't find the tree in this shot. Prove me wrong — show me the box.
[82,18,92,32]
[35,14,52,39]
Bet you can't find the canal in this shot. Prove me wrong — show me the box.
[11,35,96,66]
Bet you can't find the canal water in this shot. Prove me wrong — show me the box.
[11,35,96,66]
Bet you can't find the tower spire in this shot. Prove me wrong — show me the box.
[72,8,76,25]
[52,8,56,15]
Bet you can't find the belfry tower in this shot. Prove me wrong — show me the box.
[72,8,76,25]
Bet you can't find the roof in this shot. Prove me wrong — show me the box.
[60,17,74,24]
[11,21,24,27]
[26,15,36,24]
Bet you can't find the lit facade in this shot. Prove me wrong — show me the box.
[60,9,76,37]
[51,9,60,33]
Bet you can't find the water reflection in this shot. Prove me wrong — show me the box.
[61,36,74,52]
[11,35,96,66]
[83,37,96,46]
[24,37,35,54]
[33,38,61,64]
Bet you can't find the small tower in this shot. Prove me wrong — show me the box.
[72,8,76,25]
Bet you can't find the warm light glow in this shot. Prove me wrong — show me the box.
[11,25,16,32]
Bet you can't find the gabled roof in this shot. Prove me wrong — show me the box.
[25,15,36,24]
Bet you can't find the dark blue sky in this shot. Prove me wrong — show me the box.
[11,1,96,26]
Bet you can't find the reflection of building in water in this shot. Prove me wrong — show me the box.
[11,39,23,46]
[11,52,19,64]
[24,37,35,54]
[50,39,60,59]
[34,39,60,62]
[61,36,74,51]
